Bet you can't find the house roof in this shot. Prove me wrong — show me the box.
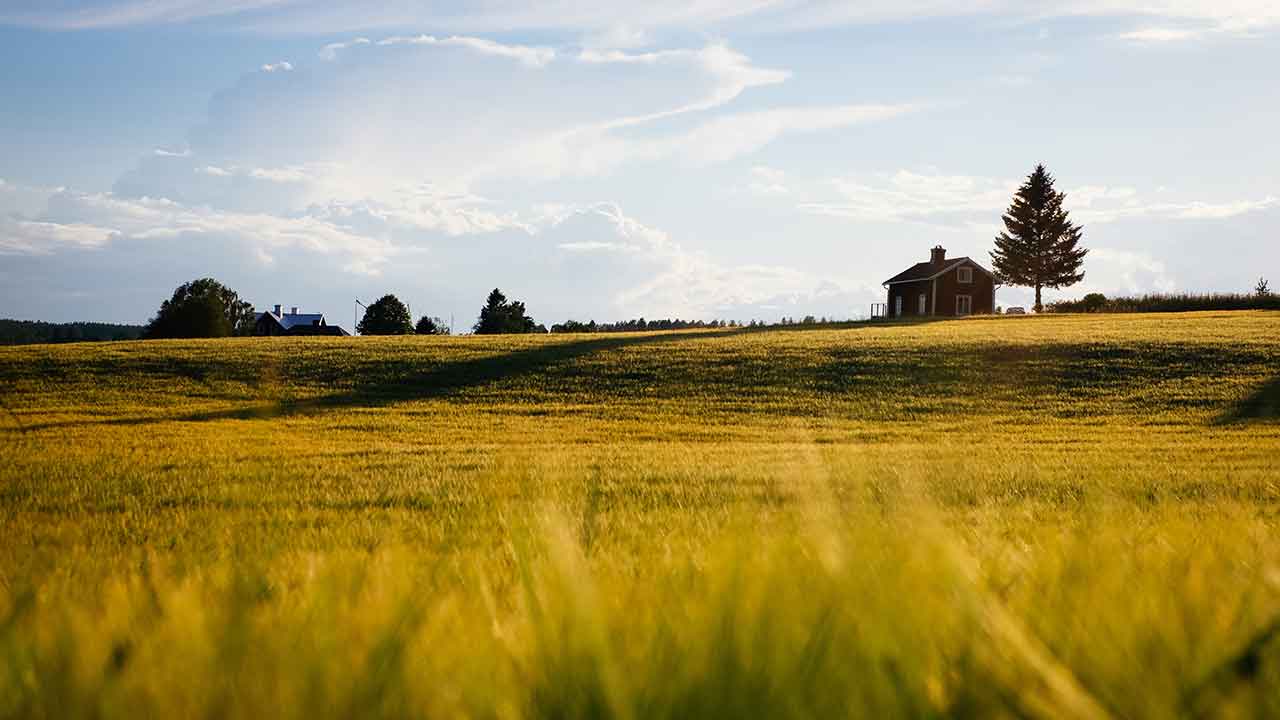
[258,311,326,330]
[883,257,995,285]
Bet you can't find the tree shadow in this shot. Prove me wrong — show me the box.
[1217,376,1280,424]
[14,329,756,431]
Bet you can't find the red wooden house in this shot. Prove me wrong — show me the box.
[882,246,997,318]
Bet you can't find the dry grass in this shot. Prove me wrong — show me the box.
[1,311,1278,718]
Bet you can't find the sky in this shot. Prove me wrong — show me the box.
[1,1,1277,330]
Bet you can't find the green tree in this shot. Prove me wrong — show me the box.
[1081,293,1108,312]
[991,164,1088,312]
[473,288,543,334]
[357,295,413,335]
[143,278,255,339]
[415,315,451,335]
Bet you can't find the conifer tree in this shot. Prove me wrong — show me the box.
[473,288,543,334]
[991,164,1087,312]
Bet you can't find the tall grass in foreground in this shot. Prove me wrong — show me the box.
[4,503,1280,719]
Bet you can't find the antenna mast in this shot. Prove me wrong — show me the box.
[355,298,367,336]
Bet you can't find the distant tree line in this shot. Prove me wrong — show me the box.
[550,318,739,333]
[548,316,855,333]
[357,288,545,336]
[0,319,145,345]
[1046,285,1279,314]
[137,276,868,340]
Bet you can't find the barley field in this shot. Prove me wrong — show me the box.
[1,311,1278,718]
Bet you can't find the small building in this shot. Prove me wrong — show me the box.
[882,246,997,318]
[255,305,349,336]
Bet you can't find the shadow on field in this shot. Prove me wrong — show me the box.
[1217,376,1280,424]
[15,329,752,430]
[9,323,1278,432]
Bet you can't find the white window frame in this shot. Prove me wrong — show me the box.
[894,295,903,317]
[918,294,927,315]
[956,295,972,316]
[958,266,973,284]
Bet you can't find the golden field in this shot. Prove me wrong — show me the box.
[1,311,1279,718]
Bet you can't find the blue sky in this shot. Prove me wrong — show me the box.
[1,1,1277,328]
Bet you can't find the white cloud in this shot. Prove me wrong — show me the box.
[0,179,68,217]
[1173,197,1278,219]
[14,181,860,320]
[1073,195,1278,223]
[993,74,1032,87]
[0,218,119,255]
[1116,27,1201,42]
[0,0,294,29]
[323,34,555,66]
[1072,247,1176,295]
[668,104,918,167]
[1069,185,1139,207]
[529,203,861,320]
[19,190,394,274]
[197,165,233,177]
[260,61,294,72]
[745,165,790,195]
[153,147,191,157]
[580,24,650,50]
[183,36,843,186]
[10,0,1279,40]
[247,166,312,183]
[801,170,1016,223]
[575,44,791,127]
[772,1,1280,38]
[319,37,370,59]
[797,170,1278,229]
[512,102,917,180]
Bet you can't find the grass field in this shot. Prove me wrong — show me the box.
[2,311,1279,718]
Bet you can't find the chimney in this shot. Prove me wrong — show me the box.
[930,246,946,265]
[290,306,299,315]
[273,304,282,316]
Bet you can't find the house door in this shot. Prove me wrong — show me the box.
[894,296,903,317]
[956,295,972,316]
[918,294,927,315]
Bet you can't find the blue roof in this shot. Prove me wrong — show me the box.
[259,310,326,329]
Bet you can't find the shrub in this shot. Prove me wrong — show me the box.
[415,316,450,335]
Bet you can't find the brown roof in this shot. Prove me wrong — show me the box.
[883,257,993,285]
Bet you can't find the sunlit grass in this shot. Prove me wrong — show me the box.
[1,311,1278,717]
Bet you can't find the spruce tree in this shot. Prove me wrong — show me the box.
[991,164,1087,312]
[473,288,543,334]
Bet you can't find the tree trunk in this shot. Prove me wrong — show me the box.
[1034,285,1043,313]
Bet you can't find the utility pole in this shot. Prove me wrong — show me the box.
[355,298,366,336]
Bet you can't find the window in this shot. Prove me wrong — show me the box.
[894,295,903,317]
[956,295,972,316]
[918,294,927,314]
[958,266,973,284]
